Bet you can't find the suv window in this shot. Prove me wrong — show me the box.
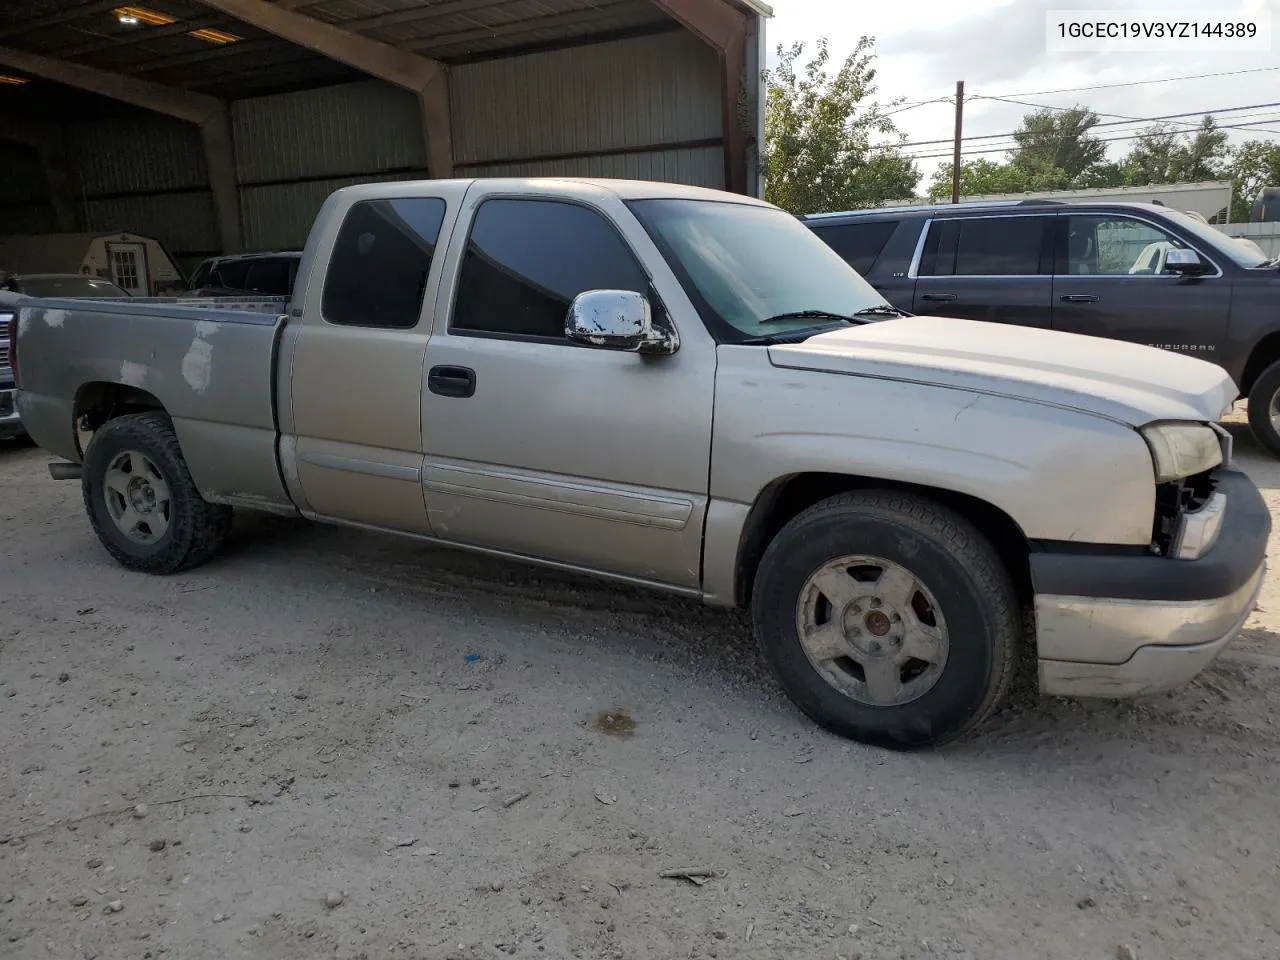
[1063,215,1189,275]
[452,199,647,339]
[810,220,898,275]
[211,260,250,290]
[920,216,1051,277]
[244,257,291,295]
[322,197,447,329]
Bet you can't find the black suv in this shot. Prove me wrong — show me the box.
[805,201,1280,453]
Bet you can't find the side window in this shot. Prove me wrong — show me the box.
[244,258,290,295]
[920,217,1049,276]
[188,261,211,289]
[452,198,647,339]
[1064,215,1188,276]
[212,260,249,290]
[322,197,447,329]
[811,220,898,275]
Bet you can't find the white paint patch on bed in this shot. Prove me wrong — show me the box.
[43,309,68,328]
[120,361,147,387]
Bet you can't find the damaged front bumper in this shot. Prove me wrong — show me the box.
[1031,469,1269,698]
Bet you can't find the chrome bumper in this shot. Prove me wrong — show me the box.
[1038,563,1265,698]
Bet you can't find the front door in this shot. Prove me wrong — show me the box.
[107,241,150,296]
[1051,213,1230,360]
[911,214,1056,328]
[283,185,466,533]
[420,187,715,589]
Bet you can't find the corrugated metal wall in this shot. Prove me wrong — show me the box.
[5,28,728,268]
[0,142,56,235]
[232,80,429,251]
[60,115,218,271]
[453,30,724,187]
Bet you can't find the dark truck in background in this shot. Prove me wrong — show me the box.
[805,201,1280,454]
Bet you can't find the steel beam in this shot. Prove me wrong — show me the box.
[0,45,243,251]
[196,0,453,177]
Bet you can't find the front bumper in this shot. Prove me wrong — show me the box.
[0,384,23,440]
[1032,469,1269,698]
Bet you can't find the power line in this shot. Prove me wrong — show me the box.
[974,94,1280,135]
[890,100,1280,150]
[879,97,953,118]
[903,115,1280,160]
[977,66,1280,100]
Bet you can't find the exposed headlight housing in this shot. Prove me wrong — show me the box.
[1141,423,1223,483]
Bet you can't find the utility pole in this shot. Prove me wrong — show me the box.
[951,80,965,204]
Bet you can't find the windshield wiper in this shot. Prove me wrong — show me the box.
[852,305,909,318]
[757,309,856,325]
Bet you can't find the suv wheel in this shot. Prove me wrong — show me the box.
[1248,361,1280,458]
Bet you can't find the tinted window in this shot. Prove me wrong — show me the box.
[811,220,898,275]
[211,260,250,290]
[244,257,291,295]
[1064,215,1187,275]
[922,217,1049,276]
[452,199,647,339]
[323,198,447,329]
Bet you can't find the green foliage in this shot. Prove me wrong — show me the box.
[1226,139,1280,221]
[1009,107,1106,179]
[927,157,1069,201]
[763,37,920,214]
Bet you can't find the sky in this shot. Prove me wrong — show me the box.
[763,0,1280,189]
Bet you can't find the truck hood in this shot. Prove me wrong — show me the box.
[768,316,1236,427]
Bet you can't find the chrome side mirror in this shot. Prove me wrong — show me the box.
[565,289,678,355]
[1165,248,1206,275]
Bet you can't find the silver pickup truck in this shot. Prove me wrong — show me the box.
[10,178,1270,748]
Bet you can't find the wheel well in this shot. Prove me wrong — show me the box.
[74,382,166,433]
[732,473,1033,609]
[1240,333,1280,396]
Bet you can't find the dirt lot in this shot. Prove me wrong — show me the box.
[3,418,1280,960]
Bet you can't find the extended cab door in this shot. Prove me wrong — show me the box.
[418,185,716,589]
[910,214,1055,327]
[1051,212,1229,359]
[280,184,468,533]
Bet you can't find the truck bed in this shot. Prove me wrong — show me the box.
[14,295,293,513]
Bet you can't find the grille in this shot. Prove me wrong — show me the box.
[0,340,9,368]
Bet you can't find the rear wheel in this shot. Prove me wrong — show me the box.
[1247,361,1280,458]
[82,412,232,573]
[751,490,1018,749]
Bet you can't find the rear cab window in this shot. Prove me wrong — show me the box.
[322,198,447,329]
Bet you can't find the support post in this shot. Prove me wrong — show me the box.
[951,80,964,205]
[200,111,244,253]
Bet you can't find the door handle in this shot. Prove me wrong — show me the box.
[920,293,958,302]
[427,365,476,398]
[1059,294,1099,303]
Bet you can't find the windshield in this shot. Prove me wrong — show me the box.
[1162,209,1272,268]
[628,198,892,341]
[16,276,128,298]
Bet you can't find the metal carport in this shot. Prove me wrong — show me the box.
[0,0,770,272]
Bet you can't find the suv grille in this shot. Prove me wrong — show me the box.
[0,339,9,368]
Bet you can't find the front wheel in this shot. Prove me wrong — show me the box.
[82,412,232,573]
[751,490,1018,749]
[1247,361,1280,458]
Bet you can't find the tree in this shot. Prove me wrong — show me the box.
[1010,106,1106,180]
[764,37,920,214]
[1121,123,1182,185]
[925,157,1069,201]
[1174,115,1229,182]
[1227,139,1280,221]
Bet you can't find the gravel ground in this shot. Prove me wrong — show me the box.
[2,416,1280,960]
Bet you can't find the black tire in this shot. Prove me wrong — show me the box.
[82,412,232,574]
[1247,361,1280,458]
[751,490,1018,749]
